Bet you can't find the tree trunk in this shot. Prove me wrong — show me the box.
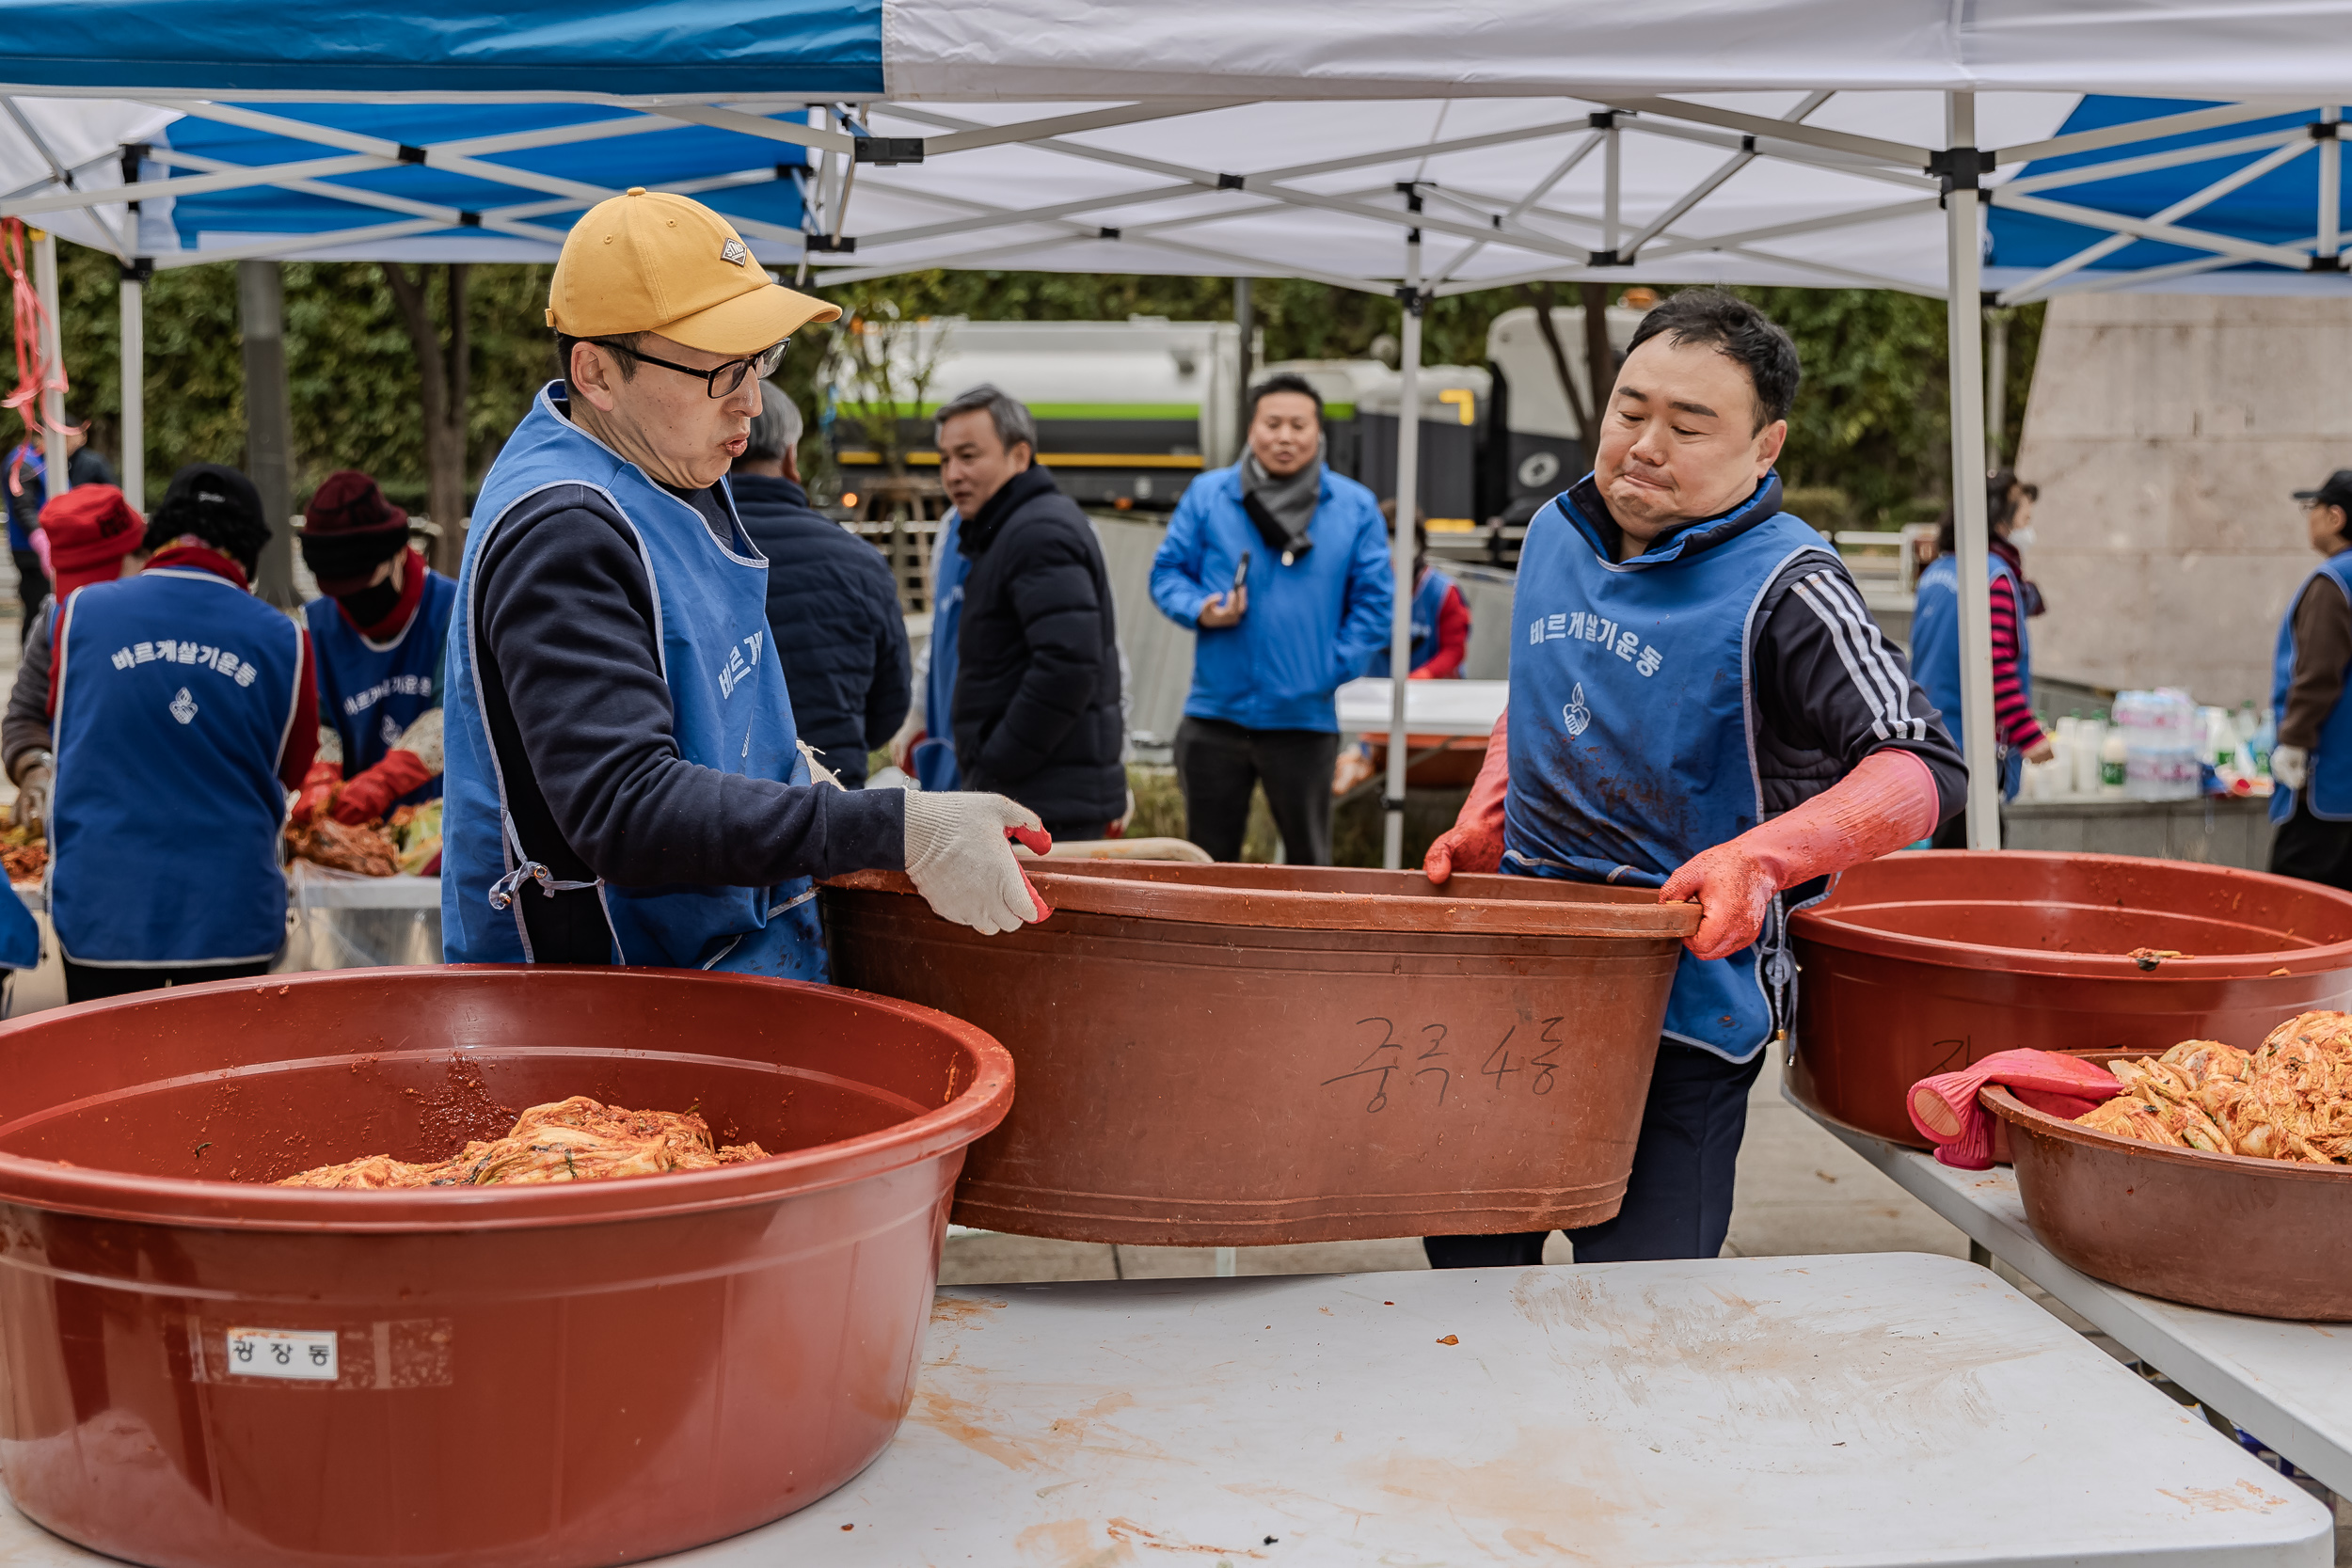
[382,261,472,576]
[1581,282,1617,425]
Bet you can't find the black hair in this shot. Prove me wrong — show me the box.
[933,383,1038,454]
[552,332,645,388]
[1935,468,2042,556]
[145,463,271,575]
[1247,372,1323,422]
[1623,288,1800,431]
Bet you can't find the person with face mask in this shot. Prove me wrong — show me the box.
[1913,467,2048,839]
[440,189,1043,974]
[292,470,456,827]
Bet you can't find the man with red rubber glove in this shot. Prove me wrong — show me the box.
[292,471,456,827]
[1421,290,1963,1267]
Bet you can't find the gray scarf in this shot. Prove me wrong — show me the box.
[1241,449,1324,564]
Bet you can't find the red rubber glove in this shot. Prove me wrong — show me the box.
[294,760,342,825]
[1007,823,1053,920]
[1660,749,1941,961]
[330,750,434,825]
[1908,1048,2120,1170]
[1422,706,1510,883]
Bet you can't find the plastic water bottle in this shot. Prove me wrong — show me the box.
[2117,689,2200,800]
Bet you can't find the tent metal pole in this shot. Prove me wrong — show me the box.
[33,229,66,502]
[1602,120,1622,256]
[119,264,144,512]
[237,261,298,609]
[1384,197,1424,873]
[1945,93,2000,851]
[2320,106,2342,261]
[1985,306,2009,466]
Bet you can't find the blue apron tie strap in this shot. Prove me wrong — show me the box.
[485,811,600,911]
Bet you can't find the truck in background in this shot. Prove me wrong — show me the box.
[824,304,1642,566]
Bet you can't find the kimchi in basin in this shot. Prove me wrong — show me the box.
[0,965,1012,1568]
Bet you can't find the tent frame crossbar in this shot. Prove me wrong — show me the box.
[1,87,2341,306]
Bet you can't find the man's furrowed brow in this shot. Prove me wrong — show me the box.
[1667,398,1720,420]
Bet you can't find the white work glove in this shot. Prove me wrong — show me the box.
[2272,744,2310,791]
[11,753,52,832]
[903,792,1047,935]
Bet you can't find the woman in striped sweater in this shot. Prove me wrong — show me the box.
[1914,469,2050,847]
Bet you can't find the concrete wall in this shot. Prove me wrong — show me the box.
[2014,293,2352,707]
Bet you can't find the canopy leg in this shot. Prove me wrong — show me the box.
[1384,197,1425,872]
[238,261,298,608]
[119,263,144,512]
[1945,93,2000,850]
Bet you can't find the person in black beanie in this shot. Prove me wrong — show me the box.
[4,462,319,1001]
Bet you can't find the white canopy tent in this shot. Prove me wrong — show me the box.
[5,0,2352,858]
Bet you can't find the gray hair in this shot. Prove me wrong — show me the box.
[743,382,804,462]
[933,383,1037,455]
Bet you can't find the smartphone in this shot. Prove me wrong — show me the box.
[1232,553,1250,594]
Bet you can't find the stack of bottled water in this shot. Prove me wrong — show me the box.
[2113,688,2201,800]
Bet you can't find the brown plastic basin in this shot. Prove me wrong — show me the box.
[1986,1072,2352,1321]
[1788,851,2352,1148]
[822,862,1696,1245]
[0,965,1012,1568]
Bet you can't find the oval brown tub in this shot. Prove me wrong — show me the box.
[0,966,1011,1568]
[1788,851,2352,1149]
[822,862,1696,1246]
[1985,1074,2352,1322]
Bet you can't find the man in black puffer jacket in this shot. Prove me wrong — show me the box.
[730,384,910,786]
[936,385,1125,840]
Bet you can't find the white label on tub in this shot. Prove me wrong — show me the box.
[224,1327,339,1381]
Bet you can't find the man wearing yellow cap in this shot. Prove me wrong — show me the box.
[441,189,1044,972]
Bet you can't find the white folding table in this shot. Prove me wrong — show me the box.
[1334,675,1507,740]
[1799,1094,2352,1503]
[0,1256,2325,1566]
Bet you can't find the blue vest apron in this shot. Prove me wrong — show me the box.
[1369,565,1459,678]
[304,566,456,802]
[1502,481,1834,1063]
[2272,551,2352,823]
[0,885,36,973]
[1913,550,2030,800]
[913,509,966,793]
[49,569,303,966]
[441,383,824,978]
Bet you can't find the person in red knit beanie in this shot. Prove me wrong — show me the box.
[291,469,455,829]
[37,483,146,598]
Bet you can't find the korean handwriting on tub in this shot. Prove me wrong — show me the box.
[1321,1015,1565,1113]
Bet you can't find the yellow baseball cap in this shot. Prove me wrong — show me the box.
[546,187,840,352]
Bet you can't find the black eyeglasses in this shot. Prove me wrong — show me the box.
[595,338,790,398]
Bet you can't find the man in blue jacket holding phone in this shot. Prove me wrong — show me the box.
[1152,373,1392,863]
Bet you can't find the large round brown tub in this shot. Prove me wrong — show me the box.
[1789,851,2352,1148]
[823,862,1695,1245]
[0,966,1012,1568]
[1987,1074,2352,1322]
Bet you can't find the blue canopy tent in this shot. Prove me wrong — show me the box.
[2,1,2350,856]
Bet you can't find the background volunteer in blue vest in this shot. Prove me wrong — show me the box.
[939,384,1127,842]
[292,469,457,830]
[5,410,116,647]
[1420,289,1964,1266]
[5,467,319,1002]
[439,188,1041,973]
[1913,468,2050,847]
[2267,469,2352,888]
[1151,373,1393,864]
[728,385,910,789]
